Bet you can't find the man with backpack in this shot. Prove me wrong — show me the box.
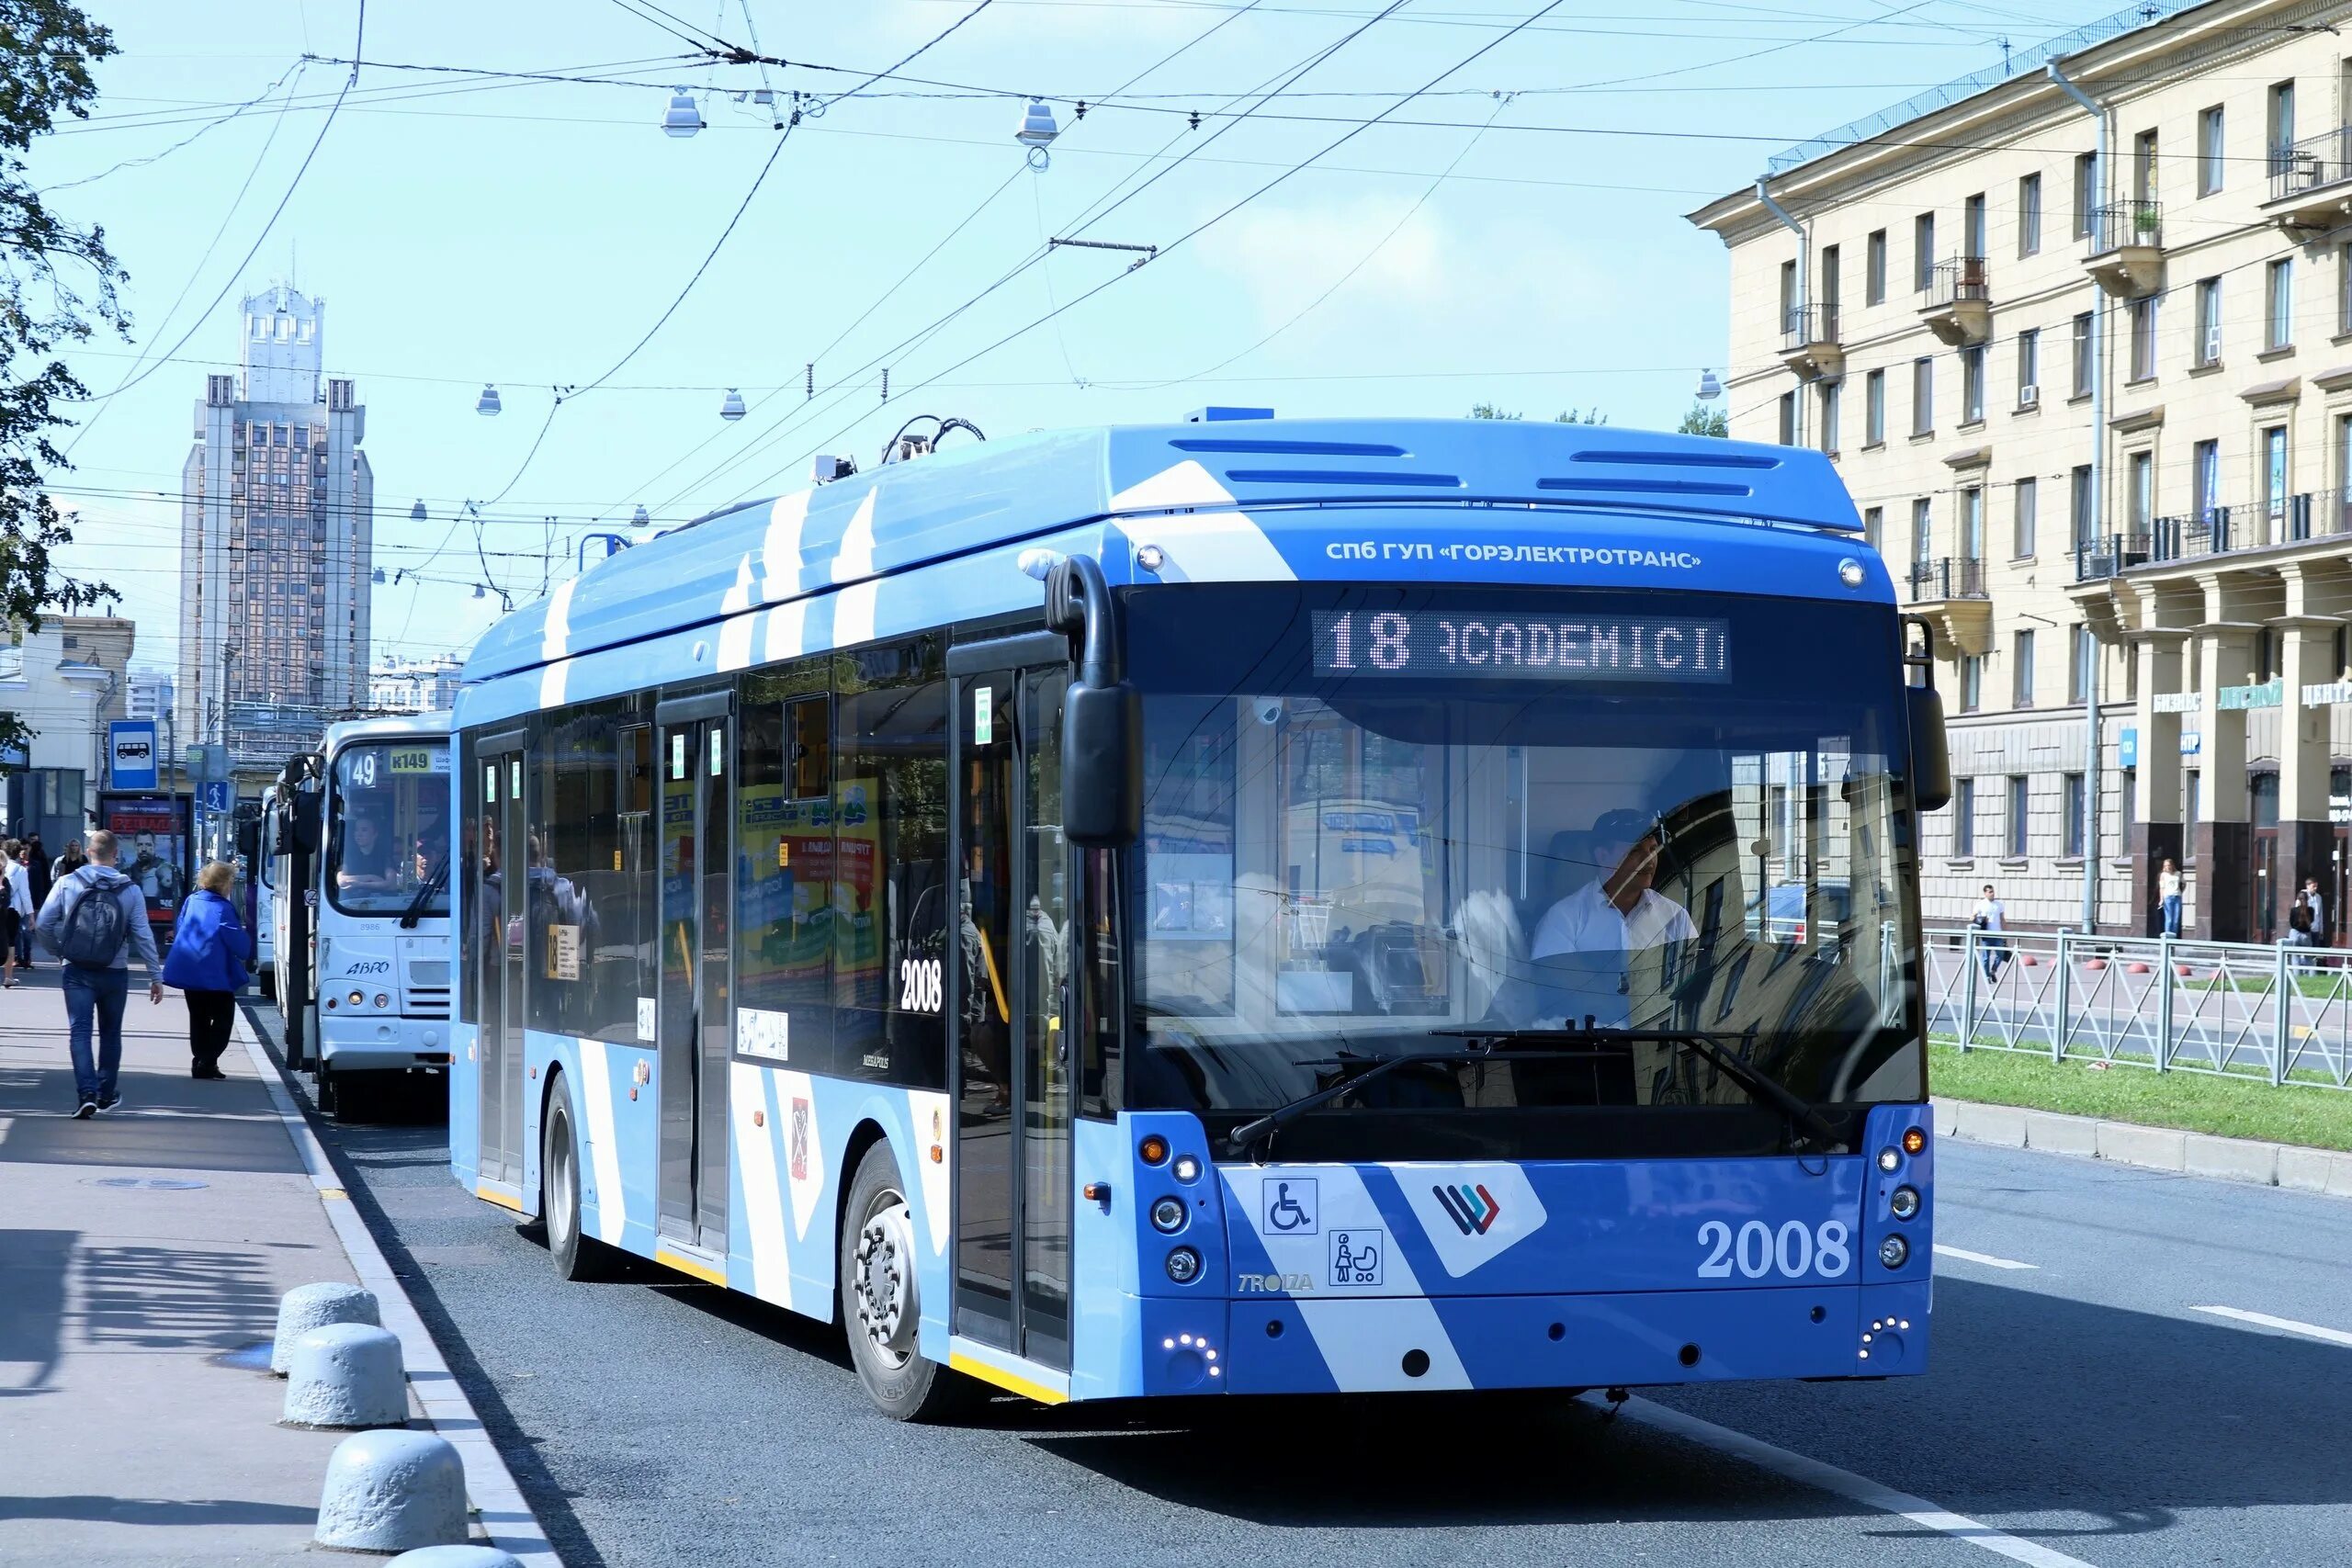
[37,829,163,1118]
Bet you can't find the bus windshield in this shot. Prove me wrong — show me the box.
[1120,582,1924,1142]
[328,740,452,917]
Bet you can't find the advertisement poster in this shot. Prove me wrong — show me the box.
[736,783,833,1017]
[831,776,881,1013]
[99,794,187,923]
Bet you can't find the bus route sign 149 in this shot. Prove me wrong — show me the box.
[1311,609,1731,683]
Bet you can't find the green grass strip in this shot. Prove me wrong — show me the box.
[1930,1043,2352,1154]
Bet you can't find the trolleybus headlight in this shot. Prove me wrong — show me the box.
[1165,1246,1202,1283]
[1877,1147,1901,1172]
[1902,1126,1926,1156]
[1171,1154,1201,1183]
[373,994,390,1010]
[348,990,365,1007]
[1838,557,1867,588]
[1139,1134,1170,1167]
[1151,1197,1187,1234]
[1889,1186,1921,1221]
[1877,1235,1909,1269]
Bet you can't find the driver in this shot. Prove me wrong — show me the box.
[338,813,392,891]
[1530,807,1696,960]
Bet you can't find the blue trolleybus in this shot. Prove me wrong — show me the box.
[447,415,1950,1418]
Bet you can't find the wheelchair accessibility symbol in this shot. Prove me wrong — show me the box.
[1262,1178,1317,1235]
[1329,1227,1385,1287]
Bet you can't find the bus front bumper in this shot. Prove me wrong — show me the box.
[316,1012,454,1074]
[1130,1280,1930,1397]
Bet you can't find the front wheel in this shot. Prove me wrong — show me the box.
[542,1074,616,1281]
[840,1142,967,1421]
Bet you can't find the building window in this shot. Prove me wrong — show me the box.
[2267,257,2295,350]
[2013,477,2037,558]
[2192,438,2221,521]
[2017,327,2040,405]
[1862,505,1883,551]
[1960,657,1984,715]
[1778,390,1796,446]
[2130,295,2158,380]
[2074,150,2099,238]
[1867,228,1887,304]
[1865,367,1886,445]
[1961,485,1984,561]
[2064,773,2086,857]
[1961,344,1985,423]
[2186,770,2201,839]
[2007,775,2030,858]
[1954,777,1977,855]
[2132,128,2158,202]
[2264,423,2290,529]
[1818,379,1840,454]
[2120,767,2136,839]
[2129,449,2154,530]
[2069,625,2094,703]
[1820,243,1840,333]
[2268,80,2297,174]
[2013,628,2036,709]
[1779,259,1798,338]
[2072,311,2094,397]
[2338,412,2352,506]
[2339,243,2352,336]
[1911,497,1932,572]
[2194,276,2222,366]
[1912,356,1933,435]
[1914,212,1936,292]
[2199,105,2225,196]
[2018,172,2042,255]
[1963,191,1986,256]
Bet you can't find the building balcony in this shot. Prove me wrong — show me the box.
[1919,255,1991,345]
[2083,199,2163,298]
[2264,129,2352,229]
[1906,555,1992,654]
[1778,303,1843,379]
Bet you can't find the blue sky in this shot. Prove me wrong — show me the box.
[40,0,2126,669]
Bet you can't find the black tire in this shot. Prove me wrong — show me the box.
[316,1059,339,1115]
[260,967,277,1003]
[327,1065,372,1123]
[542,1074,616,1281]
[840,1142,968,1421]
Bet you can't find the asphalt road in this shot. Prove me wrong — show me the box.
[247,1006,2352,1568]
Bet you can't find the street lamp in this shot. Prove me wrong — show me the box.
[1017,98,1058,169]
[409,499,427,522]
[719,389,747,422]
[475,384,502,416]
[1695,368,1723,401]
[663,89,705,138]
[630,504,651,527]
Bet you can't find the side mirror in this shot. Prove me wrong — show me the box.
[1046,554,1142,848]
[1905,683,1951,814]
[236,819,261,861]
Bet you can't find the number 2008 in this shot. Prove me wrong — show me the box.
[1696,1219,1850,1280]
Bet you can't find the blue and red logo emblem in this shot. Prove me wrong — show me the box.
[1432,1182,1500,1236]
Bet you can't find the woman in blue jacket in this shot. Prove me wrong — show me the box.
[163,862,253,1080]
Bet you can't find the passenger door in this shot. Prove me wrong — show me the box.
[654,694,733,1254]
[475,736,526,1189]
[947,637,1075,1369]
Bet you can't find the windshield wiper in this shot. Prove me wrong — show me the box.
[398,854,450,930]
[1224,1044,1613,1161]
[1436,1027,1841,1151]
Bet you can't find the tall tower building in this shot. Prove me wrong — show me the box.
[179,285,373,761]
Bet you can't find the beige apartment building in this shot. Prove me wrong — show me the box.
[1690,0,2352,944]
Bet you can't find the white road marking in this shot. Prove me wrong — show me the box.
[1934,1244,2038,1271]
[2190,1304,2352,1348]
[1607,1396,2098,1568]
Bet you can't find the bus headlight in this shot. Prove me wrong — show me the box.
[1878,1235,1909,1269]
[348,990,365,1007]
[1165,1247,1202,1283]
[1150,1197,1187,1234]
[1889,1186,1920,1220]
[1877,1148,1901,1172]
[373,994,390,1010]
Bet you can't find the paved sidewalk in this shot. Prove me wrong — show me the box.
[0,968,359,1566]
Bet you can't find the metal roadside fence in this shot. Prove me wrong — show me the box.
[1922,927,2352,1090]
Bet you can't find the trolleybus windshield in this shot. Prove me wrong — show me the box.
[1121,582,1924,1149]
[327,740,453,917]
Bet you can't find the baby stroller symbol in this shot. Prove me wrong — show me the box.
[1262,1178,1317,1235]
[1329,1227,1385,1286]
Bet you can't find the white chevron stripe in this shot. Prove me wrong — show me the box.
[576,1041,628,1243]
[731,1062,790,1303]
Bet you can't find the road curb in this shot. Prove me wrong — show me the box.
[1933,1096,2352,1199]
[231,1011,560,1565]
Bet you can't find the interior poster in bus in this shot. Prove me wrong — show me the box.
[831,777,881,1011]
[98,793,188,920]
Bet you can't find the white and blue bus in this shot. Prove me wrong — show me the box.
[266,711,457,1118]
[448,416,1948,1418]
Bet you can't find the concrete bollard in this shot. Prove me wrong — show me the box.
[315,1428,469,1553]
[388,1550,525,1568]
[283,1322,408,1430]
[271,1281,379,1375]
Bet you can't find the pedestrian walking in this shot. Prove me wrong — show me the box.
[1972,883,2009,983]
[21,833,50,969]
[2286,896,2317,974]
[2156,857,2183,939]
[161,861,250,1080]
[36,829,163,1118]
[2304,876,2327,945]
[0,843,30,989]
[50,836,84,884]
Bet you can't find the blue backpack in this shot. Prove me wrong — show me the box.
[58,872,130,968]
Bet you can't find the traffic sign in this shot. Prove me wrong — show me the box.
[108,721,158,790]
[200,780,232,813]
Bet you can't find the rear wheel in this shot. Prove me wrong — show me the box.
[542,1074,616,1281]
[840,1142,967,1421]
[315,1059,339,1115]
